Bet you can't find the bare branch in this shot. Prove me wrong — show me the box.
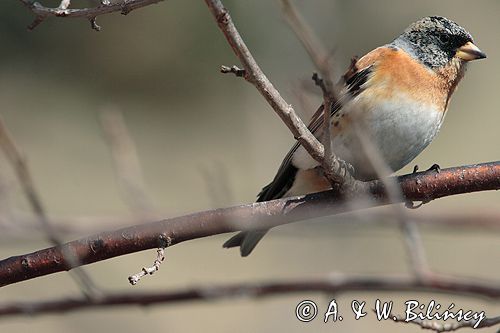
[282,1,340,187]
[205,0,354,186]
[100,108,156,217]
[280,0,336,97]
[128,242,167,285]
[0,162,498,287]
[9,2,499,324]
[0,273,498,318]
[354,123,430,278]
[220,65,246,77]
[3,207,500,241]
[0,118,57,244]
[311,73,339,186]
[0,117,99,297]
[281,1,430,278]
[2,208,500,241]
[18,0,165,30]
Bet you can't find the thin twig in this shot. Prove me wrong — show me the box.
[354,123,431,279]
[312,73,338,186]
[282,0,341,189]
[0,162,498,287]
[0,274,498,317]
[0,117,100,297]
[128,247,166,285]
[205,0,354,187]
[0,118,58,244]
[280,0,336,98]
[100,108,156,217]
[220,65,246,77]
[282,1,429,278]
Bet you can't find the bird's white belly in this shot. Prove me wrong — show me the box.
[292,93,445,180]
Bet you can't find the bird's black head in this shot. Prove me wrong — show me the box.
[392,16,486,69]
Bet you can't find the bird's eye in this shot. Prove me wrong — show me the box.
[439,35,451,44]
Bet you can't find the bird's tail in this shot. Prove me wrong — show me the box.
[223,230,268,257]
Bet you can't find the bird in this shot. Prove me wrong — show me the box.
[224,16,486,257]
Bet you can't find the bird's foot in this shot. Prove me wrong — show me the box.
[412,163,441,174]
[339,159,355,177]
[427,163,441,173]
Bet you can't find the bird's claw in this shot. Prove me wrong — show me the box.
[413,164,440,174]
[338,159,355,177]
[347,161,356,177]
[427,163,441,173]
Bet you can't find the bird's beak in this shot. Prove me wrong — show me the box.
[456,41,487,61]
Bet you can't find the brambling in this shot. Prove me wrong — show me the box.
[224,16,486,256]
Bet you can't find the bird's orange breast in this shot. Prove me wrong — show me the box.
[356,47,452,111]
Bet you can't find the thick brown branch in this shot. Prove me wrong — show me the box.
[0,274,498,317]
[0,162,498,287]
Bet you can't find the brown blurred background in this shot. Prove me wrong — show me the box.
[0,0,499,332]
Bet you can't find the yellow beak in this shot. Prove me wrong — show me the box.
[456,41,487,61]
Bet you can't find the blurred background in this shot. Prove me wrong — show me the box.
[0,0,499,332]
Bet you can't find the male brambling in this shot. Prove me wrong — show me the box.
[224,16,486,256]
